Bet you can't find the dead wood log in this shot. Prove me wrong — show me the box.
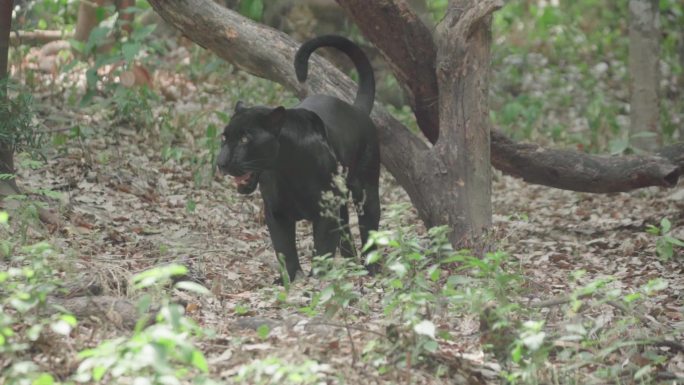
[46,295,147,330]
[492,132,680,193]
[9,30,72,46]
[148,0,682,196]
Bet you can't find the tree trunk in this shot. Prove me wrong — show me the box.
[629,0,661,152]
[431,0,497,243]
[335,0,679,191]
[0,0,19,197]
[74,0,135,43]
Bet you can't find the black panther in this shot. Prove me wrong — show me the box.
[217,35,381,282]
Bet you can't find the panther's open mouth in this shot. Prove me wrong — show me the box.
[232,171,259,194]
[234,172,253,187]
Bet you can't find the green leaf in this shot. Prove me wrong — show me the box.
[656,239,674,260]
[633,364,652,379]
[423,339,439,353]
[122,42,141,62]
[609,137,629,155]
[414,320,436,339]
[664,235,684,247]
[0,211,8,224]
[186,199,197,213]
[132,264,188,288]
[93,365,107,381]
[257,324,270,339]
[131,24,157,41]
[632,131,658,139]
[87,26,111,49]
[32,373,54,385]
[61,314,78,326]
[522,331,546,351]
[388,262,407,277]
[660,218,672,233]
[365,251,381,265]
[175,281,211,295]
[191,350,209,372]
[239,0,264,21]
[511,344,523,363]
[645,224,660,235]
[234,303,249,315]
[643,278,668,294]
[319,285,335,303]
[51,319,73,335]
[623,292,641,303]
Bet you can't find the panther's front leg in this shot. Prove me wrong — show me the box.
[313,216,342,264]
[265,210,300,282]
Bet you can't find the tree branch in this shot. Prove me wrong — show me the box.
[455,0,504,36]
[339,0,682,192]
[335,0,440,143]
[492,131,680,192]
[146,0,434,210]
[148,0,682,194]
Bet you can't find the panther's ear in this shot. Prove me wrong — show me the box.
[266,106,286,135]
[234,100,246,112]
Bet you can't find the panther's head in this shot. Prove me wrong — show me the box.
[217,101,286,194]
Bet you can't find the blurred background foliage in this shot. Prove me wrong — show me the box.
[7,0,684,155]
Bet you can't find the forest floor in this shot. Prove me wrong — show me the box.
[3,44,684,384]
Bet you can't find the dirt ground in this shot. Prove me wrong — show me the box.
[4,43,683,383]
[9,117,682,383]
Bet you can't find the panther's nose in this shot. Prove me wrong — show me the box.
[217,149,232,175]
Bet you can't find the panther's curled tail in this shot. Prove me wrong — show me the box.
[294,35,375,115]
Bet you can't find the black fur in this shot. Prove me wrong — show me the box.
[217,35,380,282]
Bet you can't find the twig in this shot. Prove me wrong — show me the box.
[605,300,666,329]
[528,292,592,308]
[306,321,386,338]
[343,317,358,364]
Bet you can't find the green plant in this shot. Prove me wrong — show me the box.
[0,82,41,155]
[191,122,221,187]
[239,0,264,21]
[358,220,524,373]
[0,213,73,385]
[234,357,328,385]
[646,218,684,260]
[67,5,158,105]
[74,264,216,385]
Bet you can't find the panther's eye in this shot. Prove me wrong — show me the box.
[240,136,249,144]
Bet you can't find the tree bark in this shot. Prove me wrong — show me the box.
[146,0,683,235]
[0,0,19,197]
[629,0,661,152]
[147,0,440,229]
[74,0,135,43]
[431,0,497,242]
[335,0,440,143]
[335,0,680,190]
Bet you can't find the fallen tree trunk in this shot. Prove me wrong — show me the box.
[9,30,72,46]
[147,0,682,200]
[46,295,145,330]
[492,132,680,193]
